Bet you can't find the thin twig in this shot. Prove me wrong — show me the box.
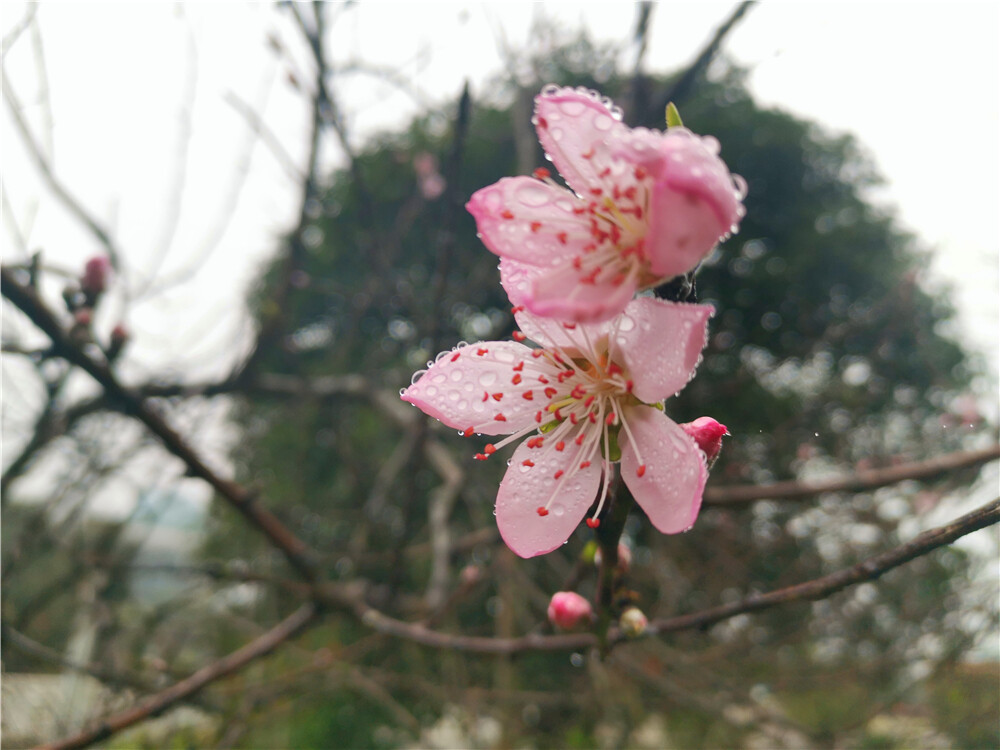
[35,604,317,750]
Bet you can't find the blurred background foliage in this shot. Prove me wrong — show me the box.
[3,20,997,750]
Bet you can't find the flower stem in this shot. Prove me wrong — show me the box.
[594,468,633,655]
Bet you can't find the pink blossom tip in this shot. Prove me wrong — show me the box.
[680,417,729,462]
[547,591,594,630]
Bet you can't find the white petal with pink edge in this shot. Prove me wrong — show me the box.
[612,298,712,403]
[401,341,539,436]
[466,177,590,265]
[619,406,706,534]
[534,86,625,198]
[496,439,601,558]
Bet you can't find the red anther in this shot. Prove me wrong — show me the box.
[584,395,596,407]
[572,206,587,215]
[572,256,583,270]
[563,322,577,330]
[522,459,535,467]
[632,207,643,220]
[538,375,549,384]
[611,273,626,286]
[636,464,647,477]
[474,453,488,461]
[511,305,525,314]
[477,348,488,356]
[624,186,637,200]
[557,371,572,383]
[500,209,514,219]
[586,518,601,529]
[553,470,564,479]
[533,167,551,180]
[579,461,591,469]
[589,187,603,196]
[463,427,474,437]
[526,436,542,448]
[532,350,544,358]
[494,413,507,422]
[625,380,634,393]
[575,433,585,445]
[484,444,497,455]
[555,441,565,452]
[634,166,647,180]
[537,507,549,516]
[522,390,534,400]
[544,387,558,398]
[571,385,586,399]
[557,232,568,245]
[530,221,542,233]
[512,374,522,385]
[599,167,611,178]
[607,362,623,376]
[451,352,461,362]
[554,408,563,421]
[588,412,598,424]
[584,243,597,253]
[492,393,503,401]
[512,361,524,371]
[581,268,600,284]
[610,224,622,244]
[482,392,489,402]
[606,413,616,425]
[582,148,594,160]
[512,331,527,342]
[538,116,548,129]
[535,411,543,423]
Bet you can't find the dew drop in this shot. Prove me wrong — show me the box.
[559,100,586,116]
[593,114,613,132]
[479,371,498,387]
[450,369,463,382]
[617,314,636,332]
[425,386,437,396]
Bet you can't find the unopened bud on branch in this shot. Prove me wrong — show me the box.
[680,417,729,464]
[547,591,594,630]
[619,606,648,638]
[81,256,112,299]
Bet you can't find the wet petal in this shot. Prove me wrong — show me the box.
[645,183,726,278]
[496,439,601,558]
[534,87,625,198]
[401,341,540,436]
[526,263,639,324]
[611,298,712,403]
[466,177,590,265]
[619,406,706,534]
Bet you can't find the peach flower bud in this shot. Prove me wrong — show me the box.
[547,591,594,630]
[81,256,112,297]
[619,606,648,638]
[680,417,728,462]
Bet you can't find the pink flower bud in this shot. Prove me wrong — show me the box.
[680,417,728,462]
[547,591,594,630]
[81,256,112,297]
[73,308,93,327]
[111,324,129,344]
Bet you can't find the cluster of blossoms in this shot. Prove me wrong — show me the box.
[402,86,743,560]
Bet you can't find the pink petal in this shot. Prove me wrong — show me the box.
[534,87,626,198]
[526,262,639,324]
[500,259,557,347]
[496,439,601,558]
[619,406,706,534]
[466,177,590,265]
[659,130,744,233]
[611,298,712,403]
[401,342,539,436]
[645,183,728,278]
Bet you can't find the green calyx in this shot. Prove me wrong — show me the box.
[665,102,684,129]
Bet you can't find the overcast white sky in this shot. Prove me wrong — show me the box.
[2,1,998,389]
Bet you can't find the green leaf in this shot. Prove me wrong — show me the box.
[666,102,684,128]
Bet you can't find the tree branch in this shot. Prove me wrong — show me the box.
[35,604,317,750]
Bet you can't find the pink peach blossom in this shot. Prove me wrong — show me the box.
[547,591,594,630]
[401,297,710,558]
[466,85,745,323]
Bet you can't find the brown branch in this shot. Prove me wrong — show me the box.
[704,445,1000,505]
[34,604,317,750]
[1,267,321,582]
[650,496,1000,635]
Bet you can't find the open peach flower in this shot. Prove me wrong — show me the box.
[466,85,745,323]
[401,296,711,558]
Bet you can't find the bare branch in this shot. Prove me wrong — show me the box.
[704,445,1000,505]
[35,604,317,750]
